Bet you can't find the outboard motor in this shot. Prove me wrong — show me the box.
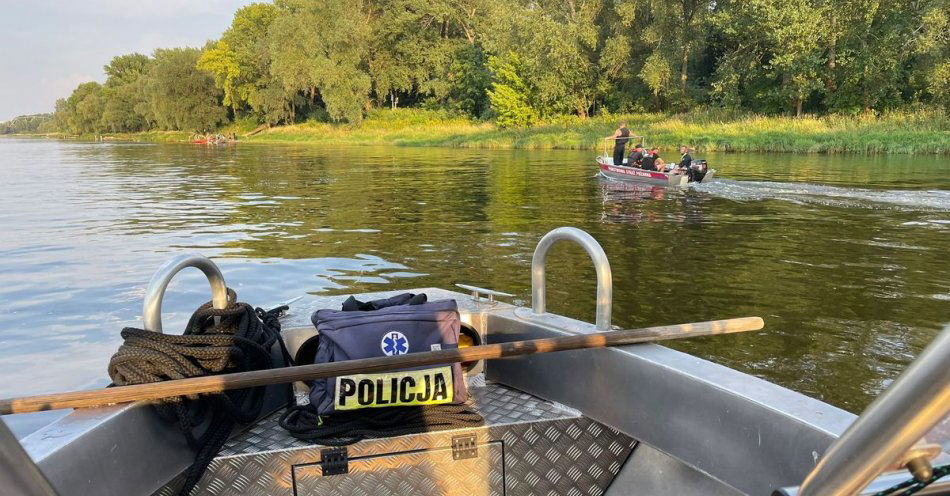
[688,159,708,182]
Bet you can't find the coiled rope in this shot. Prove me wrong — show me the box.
[108,289,288,496]
[873,464,950,496]
[279,402,484,446]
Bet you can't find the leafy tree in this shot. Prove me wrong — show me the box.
[365,0,489,110]
[913,1,950,110]
[268,0,372,123]
[638,0,713,108]
[486,52,538,127]
[47,99,69,133]
[198,41,242,110]
[38,0,950,135]
[482,0,608,117]
[104,53,151,87]
[99,53,153,132]
[101,82,149,132]
[445,44,491,118]
[63,82,105,133]
[146,48,226,131]
[198,3,282,121]
[640,51,674,110]
[712,0,828,116]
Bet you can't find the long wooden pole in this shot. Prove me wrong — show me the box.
[0,317,763,415]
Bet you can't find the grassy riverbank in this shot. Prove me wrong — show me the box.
[19,109,950,154]
[241,109,950,154]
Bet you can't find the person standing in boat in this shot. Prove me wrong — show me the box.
[628,144,645,167]
[606,122,631,165]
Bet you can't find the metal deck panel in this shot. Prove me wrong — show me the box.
[156,382,636,496]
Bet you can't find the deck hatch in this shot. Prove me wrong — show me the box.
[292,441,504,495]
[153,382,635,495]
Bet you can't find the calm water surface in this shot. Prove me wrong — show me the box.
[1,138,948,437]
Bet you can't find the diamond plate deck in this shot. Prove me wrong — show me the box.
[293,442,506,496]
[155,382,636,495]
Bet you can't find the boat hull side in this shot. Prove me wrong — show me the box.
[597,159,689,187]
[487,308,856,496]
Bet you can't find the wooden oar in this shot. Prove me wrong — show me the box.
[0,317,763,415]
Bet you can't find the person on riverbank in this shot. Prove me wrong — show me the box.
[628,144,645,167]
[606,122,631,165]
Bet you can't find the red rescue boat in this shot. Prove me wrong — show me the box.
[596,137,716,187]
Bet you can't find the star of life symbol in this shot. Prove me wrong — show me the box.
[381,331,409,356]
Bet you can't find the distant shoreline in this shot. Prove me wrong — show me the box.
[10,109,950,155]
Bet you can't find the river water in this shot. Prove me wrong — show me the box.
[1,137,948,438]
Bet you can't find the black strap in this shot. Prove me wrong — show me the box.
[279,402,484,446]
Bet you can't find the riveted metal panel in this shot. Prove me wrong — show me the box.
[293,442,504,496]
[154,383,636,496]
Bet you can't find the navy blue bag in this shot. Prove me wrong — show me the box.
[309,296,467,415]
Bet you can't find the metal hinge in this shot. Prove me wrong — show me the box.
[452,434,478,460]
[320,447,348,476]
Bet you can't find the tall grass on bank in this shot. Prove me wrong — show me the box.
[31,108,945,154]
[243,108,950,154]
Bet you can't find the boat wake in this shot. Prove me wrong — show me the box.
[693,179,950,212]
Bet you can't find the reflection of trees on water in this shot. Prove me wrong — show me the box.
[596,178,711,227]
[75,142,950,413]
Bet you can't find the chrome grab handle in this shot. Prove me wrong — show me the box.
[142,254,228,333]
[793,324,950,496]
[455,284,513,304]
[531,227,612,331]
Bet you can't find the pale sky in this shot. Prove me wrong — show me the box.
[0,0,258,121]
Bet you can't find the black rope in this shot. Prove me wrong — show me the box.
[873,464,950,496]
[278,402,484,446]
[108,289,287,496]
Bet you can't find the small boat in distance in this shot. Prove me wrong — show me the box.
[596,137,716,187]
[192,133,236,145]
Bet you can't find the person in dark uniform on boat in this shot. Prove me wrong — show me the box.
[674,145,707,181]
[678,145,693,169]
[628,144,645,168]
[606,122,631,165]
[672,145,692,175]
[640,147,664,171]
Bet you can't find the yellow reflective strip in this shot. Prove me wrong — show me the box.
[334,366,454,411]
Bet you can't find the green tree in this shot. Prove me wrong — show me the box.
[637,0,714,108]
[712,0,828,116]
[101,83,148,132]
[445,44,491,118]
[268,0,372,123]
[146,48,226,131]
[822,0,915,112]
[913,1,950,110]
[100,53,153,132]
[63,82,105,134]
[486,52,538,127]
[366,0,489,110]
[104,53,151,86]
[197,3,285,122]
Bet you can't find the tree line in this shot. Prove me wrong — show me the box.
[7,0,949,135]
